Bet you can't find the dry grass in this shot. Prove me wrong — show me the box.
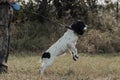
[0,53,120,80]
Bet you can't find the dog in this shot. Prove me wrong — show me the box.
[40,20,88,74]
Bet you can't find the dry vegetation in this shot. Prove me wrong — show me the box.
[0,0,120,80]
[11,11,120,53]
[0,53,120,80]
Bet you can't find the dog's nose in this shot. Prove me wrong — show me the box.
[84,25,88,30]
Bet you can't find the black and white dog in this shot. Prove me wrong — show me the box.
[40,20,88,74]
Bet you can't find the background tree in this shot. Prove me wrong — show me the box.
[10,0,120,53]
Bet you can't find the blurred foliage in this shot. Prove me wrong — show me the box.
[10,0,120,53]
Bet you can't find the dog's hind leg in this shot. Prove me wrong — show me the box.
[40,58,54,74]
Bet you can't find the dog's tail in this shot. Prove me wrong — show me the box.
[39,58,42,63]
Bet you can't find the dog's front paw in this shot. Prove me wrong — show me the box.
[75,55,79,59]
[73,55,79,61]
[73,56,76,61]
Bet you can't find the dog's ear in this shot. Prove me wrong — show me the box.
[71,20,86,35]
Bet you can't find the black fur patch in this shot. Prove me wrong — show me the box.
[42,52,51,59]
[71,20,85,35]
[73,57,77,61]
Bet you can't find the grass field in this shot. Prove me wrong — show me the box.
[0,53,120,80]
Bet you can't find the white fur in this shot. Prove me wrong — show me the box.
[40,30,78,73]
[40,25,87,74]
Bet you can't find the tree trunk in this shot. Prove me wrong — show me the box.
[38,0,48,22]
[116,0,119,21]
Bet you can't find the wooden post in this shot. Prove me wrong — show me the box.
[0,1,12,73]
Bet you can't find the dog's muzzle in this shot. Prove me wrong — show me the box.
[84,25,88,31]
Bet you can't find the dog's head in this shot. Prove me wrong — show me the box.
[69,20,88,35]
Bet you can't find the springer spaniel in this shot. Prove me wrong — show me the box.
[40,20,88,74]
